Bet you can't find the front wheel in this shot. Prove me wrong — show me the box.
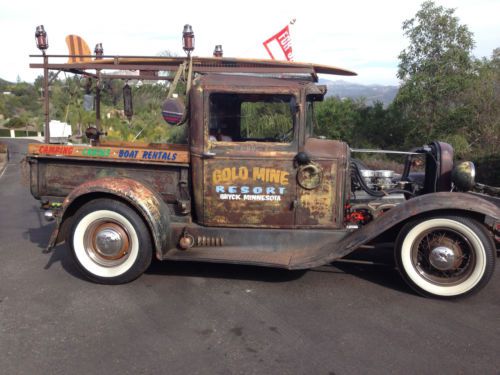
[395,215,495,298]
[69,198,152,284]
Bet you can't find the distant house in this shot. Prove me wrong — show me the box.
[108,70,162,86]
[49,120,72,144]
[2,91,11,95]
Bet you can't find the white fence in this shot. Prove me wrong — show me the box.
[0,130,43,141]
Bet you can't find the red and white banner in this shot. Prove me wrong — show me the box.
[263,25,294,61]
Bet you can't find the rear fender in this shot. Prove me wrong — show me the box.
[47,177,171,259]
[293,192,500,269]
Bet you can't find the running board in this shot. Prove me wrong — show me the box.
[164,247,294,268]
[161,224,351,269]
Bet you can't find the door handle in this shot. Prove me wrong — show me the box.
[201,151,216,159]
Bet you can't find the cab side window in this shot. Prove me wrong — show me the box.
[209,93,295,143]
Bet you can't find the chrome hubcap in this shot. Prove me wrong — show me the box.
[84,220,131,267]
[95,228,124,257]
[429,246,457,271]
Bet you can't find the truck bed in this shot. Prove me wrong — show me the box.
[27,142,190,220]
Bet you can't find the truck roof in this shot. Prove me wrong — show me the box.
[195,73,327,94]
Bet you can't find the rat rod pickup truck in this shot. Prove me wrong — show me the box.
[27,29,500,299]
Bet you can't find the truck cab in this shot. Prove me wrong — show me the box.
[190,74,348,229]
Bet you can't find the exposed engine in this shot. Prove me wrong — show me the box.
[346,142,453,228]
[358,169,400,191]
[343,141,497,230]
[348,159,416,229]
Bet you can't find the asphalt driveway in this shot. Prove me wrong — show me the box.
[0,138,499,374]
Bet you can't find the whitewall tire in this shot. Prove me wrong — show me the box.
[70,199,152,284]
[395,216,495,298]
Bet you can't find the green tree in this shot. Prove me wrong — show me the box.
[353,101,397,149]
[395,1,475,146]
[463,49,500,157]
[315,97,362,142]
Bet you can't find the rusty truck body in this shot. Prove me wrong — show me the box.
[26,30,500,299]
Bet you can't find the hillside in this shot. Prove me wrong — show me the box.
[0,78,13,91]
[319,79,399,106]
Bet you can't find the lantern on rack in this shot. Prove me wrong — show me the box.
[123,83,133,121]
[182,24,195,56]
[35,25,49,53]
[213,45,223,58]
[94,43,104,59]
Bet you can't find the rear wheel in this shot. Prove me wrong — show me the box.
[395,215,495,298]
[70,198,152,284]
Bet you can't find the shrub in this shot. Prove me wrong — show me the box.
[474,155,500,186]
[5,117,26,129]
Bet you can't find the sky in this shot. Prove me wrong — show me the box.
[1,0,499,86]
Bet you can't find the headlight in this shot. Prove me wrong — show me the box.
[451,161,476,191]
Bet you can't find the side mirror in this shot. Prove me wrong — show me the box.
[162,98,186,126]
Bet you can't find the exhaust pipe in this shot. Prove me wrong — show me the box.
[43,210,55,222]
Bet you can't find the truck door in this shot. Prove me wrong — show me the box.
[200,91,299,228]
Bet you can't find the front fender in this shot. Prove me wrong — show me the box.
[293,192,500,269]
[47,177,171,259]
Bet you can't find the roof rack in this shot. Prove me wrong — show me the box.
[30,24,357,143]
[29,55,356,82]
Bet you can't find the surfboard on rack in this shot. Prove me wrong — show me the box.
[31,55,356,81]
[65,35,92,63]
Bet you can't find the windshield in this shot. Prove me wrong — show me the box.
[305,98,317,138]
